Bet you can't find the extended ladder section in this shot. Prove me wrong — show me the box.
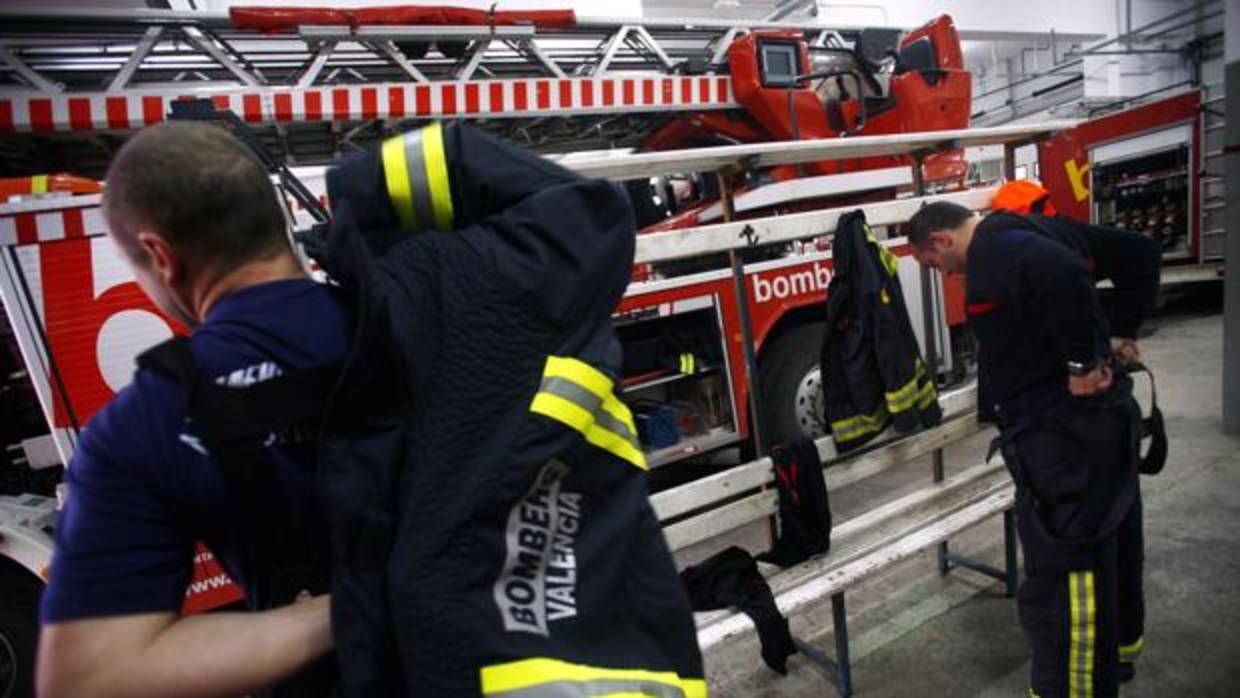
[0,5,888,136]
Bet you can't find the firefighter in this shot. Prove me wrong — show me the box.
[906,199,1161,698]
[36,122,339,697]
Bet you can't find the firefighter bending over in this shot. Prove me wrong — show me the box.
[906,197,1160,698]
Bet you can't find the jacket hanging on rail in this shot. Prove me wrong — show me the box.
[306,122,705,697]
[820,210,941,453]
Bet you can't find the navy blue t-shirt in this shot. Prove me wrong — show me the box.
[41,279,350,623]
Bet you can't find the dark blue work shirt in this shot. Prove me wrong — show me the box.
[41,278,350,623]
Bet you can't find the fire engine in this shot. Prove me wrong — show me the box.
[0,4,1217,693]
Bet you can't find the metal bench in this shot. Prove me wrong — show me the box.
[651,384,1017,696]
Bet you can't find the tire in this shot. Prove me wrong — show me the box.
[757,322,827,447]
[0,567,41,698]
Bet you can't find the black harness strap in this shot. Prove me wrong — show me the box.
[137,336,340,608]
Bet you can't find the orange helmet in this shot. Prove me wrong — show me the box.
[992,179,1057,216]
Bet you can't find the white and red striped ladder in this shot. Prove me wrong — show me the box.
[0,5,854,134]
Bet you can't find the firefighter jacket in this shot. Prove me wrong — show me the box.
[969,211,1161,414]
[819,210,941,452]
[306,122,705,698]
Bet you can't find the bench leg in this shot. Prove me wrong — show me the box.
[940,511,1019,593]
[789,592,853,697]
[932,450,951,576]
[1003,508,1019,598]
[831,592,853,697]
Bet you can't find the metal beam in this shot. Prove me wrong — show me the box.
[369,40,428,84]
[455,39,491,82]
[708,27,742,68]
[631,25,676,71]
[107,26,163,92]
[0,43,62,93]
[518,38,567,79]
[567,121,1078,182]
[764,0,815,22]
[631,188,998,265]
[182,26,260,87]
[296,40,336,89]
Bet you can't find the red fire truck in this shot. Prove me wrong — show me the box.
[0,6,1125,692]
[0,8,978,685]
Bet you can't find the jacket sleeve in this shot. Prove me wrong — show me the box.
[1081,224,1162,339]
[326,122,635,326]
[453,178,636,327]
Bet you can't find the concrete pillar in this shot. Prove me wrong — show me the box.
[1223,0,1240,433]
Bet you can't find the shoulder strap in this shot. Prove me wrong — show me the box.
[137,336,198,389]
[139,336,340,445]
[1125,362,1167,474]
[137,336,341,607]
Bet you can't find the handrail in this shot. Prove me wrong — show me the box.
[566,121,1078,182]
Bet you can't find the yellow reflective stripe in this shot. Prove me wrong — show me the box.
[864,224,900,277]
[1085,572,1096,698]
[544,356,613,401]
[480,657,705,698]
[916,379,937,409]
[1069,571,1096,698]
[381,134,416,228]
[595,393,646,469]
[30,175,49,194]
[1069,573,1080,697]
[831,408,887,442]
[1119,636,1143,662]
[531,391,596,434]
[584,420,647,471]
[421,121,454,231]
[678,353,696,375]
[600,393,639,438]
[885,375,921,413]
[531,357,647,470]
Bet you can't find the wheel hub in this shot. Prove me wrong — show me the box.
[793,366,826,439]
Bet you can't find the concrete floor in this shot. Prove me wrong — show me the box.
[704,290,1240,696]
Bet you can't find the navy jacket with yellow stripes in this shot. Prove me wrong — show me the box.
[819,210,942,452]
[307,122,705,697]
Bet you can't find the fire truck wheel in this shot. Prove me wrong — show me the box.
[759,322,827,446]
[0,566,40,698]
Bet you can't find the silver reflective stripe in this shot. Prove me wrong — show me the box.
[487,678,687,698]
[538,376,640,450]
[541,376,603,414]
[399,129,436,232]
[594,403,638,444]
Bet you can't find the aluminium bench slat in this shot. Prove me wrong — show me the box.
[689,460,1009,628]
[652,383,980,523]
[661,412,988,552]
[696,484,1015,650]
